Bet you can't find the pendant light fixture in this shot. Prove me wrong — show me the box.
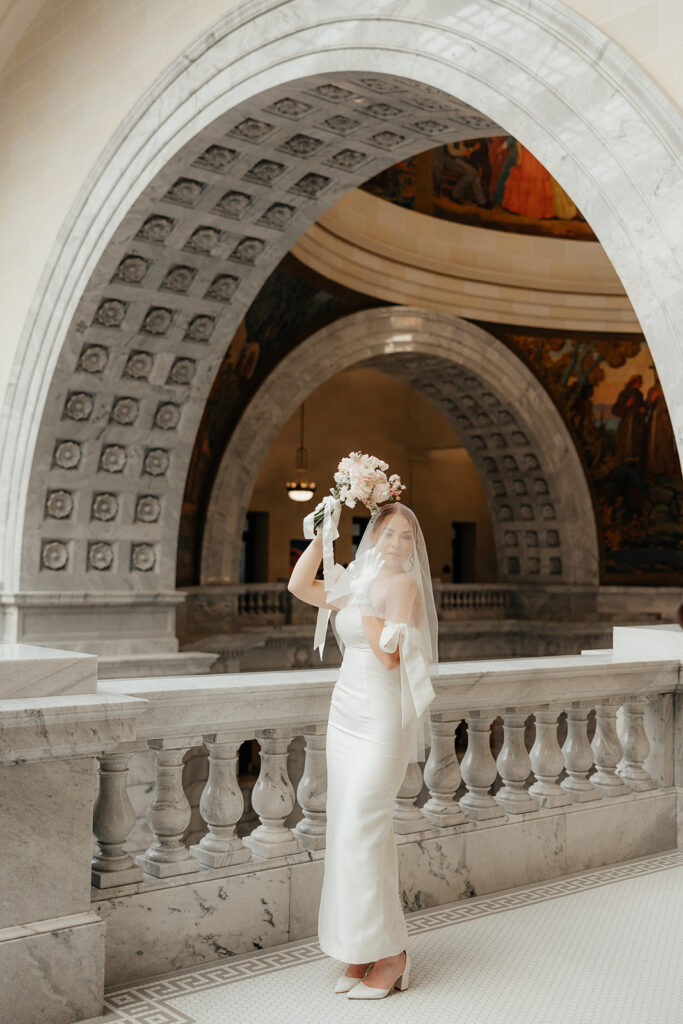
[286,403,316,502]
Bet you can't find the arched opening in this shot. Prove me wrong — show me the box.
[202,307,598,590]
[238,364,497,585]
[1,2,681,656]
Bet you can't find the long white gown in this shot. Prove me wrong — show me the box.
[317,603,416,963]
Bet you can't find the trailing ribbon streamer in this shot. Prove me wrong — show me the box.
[311,562,344,660]
[303,495,340,592]
[303,497,343,659]
[380,621,436,763]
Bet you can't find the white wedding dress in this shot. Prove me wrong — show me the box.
[317,603,415,963]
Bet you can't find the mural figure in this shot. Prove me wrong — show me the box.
[490,324,682,581]
[363,134,592,239]
[644,372,680,480]
[612,374,646,465]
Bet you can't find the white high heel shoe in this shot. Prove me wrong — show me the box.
[346,950,410,999]
[334,963,373,993]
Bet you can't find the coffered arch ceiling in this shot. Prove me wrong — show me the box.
[1,0,680,604]
[202,308,599,587]
[16,73,502,592]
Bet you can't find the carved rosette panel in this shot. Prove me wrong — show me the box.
[23,72,501,588]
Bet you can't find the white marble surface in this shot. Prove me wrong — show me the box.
[0,641,96,697]
[0,758,94,928]
[1,914,104,1024]
[613,624,683,660]
[96,789,678,985]
[96,864,291,985]
[100,853,683,1024]
[398,812,566,910]
[564,791,676,872]
[0,692,146,764]
[98,647,680,740]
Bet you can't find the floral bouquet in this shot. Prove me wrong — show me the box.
[314,451,405,531]
[304,453,405,659]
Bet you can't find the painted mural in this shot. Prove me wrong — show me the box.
[361,138,595,240]
[484,324,683,581]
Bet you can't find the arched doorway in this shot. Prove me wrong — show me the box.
[0,2,678,652]
[203,308,599,587]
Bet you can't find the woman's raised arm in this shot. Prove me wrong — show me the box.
[287,533,337,609]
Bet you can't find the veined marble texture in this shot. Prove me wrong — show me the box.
[0,642,96,698]
[0,758,94,929]
[0,914,104,1024]
[96,863,291,985]
[96,788,677,986]
[0,692,146,765]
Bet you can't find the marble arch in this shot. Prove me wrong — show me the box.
[202,307,599,587]
[0,0,680,647]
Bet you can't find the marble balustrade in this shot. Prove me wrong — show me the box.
[94,646,679,888]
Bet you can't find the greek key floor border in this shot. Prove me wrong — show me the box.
[102,850,683,1023]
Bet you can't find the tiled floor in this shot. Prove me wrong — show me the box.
[100,851,683,1024]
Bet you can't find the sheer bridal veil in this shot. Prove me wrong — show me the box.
[327,503,439,763]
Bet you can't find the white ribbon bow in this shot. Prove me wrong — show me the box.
[379,622,436,729]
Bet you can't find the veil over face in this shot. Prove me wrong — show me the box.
[327,502,439,674]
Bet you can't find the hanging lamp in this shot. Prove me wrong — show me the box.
[286,403,316,502]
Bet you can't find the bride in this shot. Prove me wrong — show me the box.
[288,501,438,999]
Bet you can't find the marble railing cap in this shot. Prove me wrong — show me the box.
[98,651,680,737]
[0,693,147,764]
[0,642,97,699]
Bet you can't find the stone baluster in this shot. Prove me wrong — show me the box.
[591,702,630,797]
[459,712,505,820]
[243,728,303,858]
[617,697,656,791]
[560,705,601,801]
[92,747,144,888]
[293,725,328,851]
[394,761,431,834]
[529,709,571,807]
[495,711,539,814]
[189,733,251,868]
[422,719,468,826]
[135,737,203,877]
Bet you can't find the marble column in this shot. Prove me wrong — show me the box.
[394,761,431,834]
[293,725,327,851]
[422,719,468,826]
[495,711,539,814]
[529,709,572,808]
[190,732,251,868]
[459,712,505,821]
[243,728,303,858]
[136,737,203,877]
[92,746,144,887]
[561,705,601,802]
[617,698,657,792]
[591,702,631,798]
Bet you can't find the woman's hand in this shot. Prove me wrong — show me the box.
[348,547,385,608]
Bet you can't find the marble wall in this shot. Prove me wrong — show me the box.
[96,788,677,985]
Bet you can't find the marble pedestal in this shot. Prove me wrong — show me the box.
[0,642,146,1024]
